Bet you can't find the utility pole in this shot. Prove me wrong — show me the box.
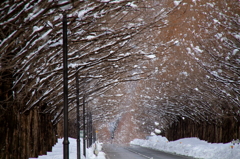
[89,111,93,146]
[86,108,89,148]
[83,93,86,157]
[62,13,69,159]
[76,70,81,159]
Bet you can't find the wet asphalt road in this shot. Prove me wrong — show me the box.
[103,144,195,159]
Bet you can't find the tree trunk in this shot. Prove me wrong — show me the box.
[0,106,58,159]
[165,116,240,143]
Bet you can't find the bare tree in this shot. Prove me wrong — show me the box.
[0,0,177,157]
[89,0,240,143]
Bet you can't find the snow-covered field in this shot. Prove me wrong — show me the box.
[131,135,240,159]
[29,138,106,159]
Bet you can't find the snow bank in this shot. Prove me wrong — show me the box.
[29,138,106,159]
[130,135,240,159]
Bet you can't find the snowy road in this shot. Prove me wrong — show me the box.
[103,144,146,159]
[103,144,195,159]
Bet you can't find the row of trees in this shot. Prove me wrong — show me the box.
[0,0,239,157]
[90,0,240,143]
[0,0,177,158]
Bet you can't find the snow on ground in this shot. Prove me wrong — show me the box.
[130,135,240,159]
[29,135,240,159]
[29,138,106,159]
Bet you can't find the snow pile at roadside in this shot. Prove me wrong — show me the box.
[29,138,106,159]
[130,135,240,159]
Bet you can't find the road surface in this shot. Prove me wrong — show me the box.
[103,144,195,159]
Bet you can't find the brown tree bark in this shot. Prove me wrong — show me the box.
[0,106,58,159]
[165,116,240,143]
